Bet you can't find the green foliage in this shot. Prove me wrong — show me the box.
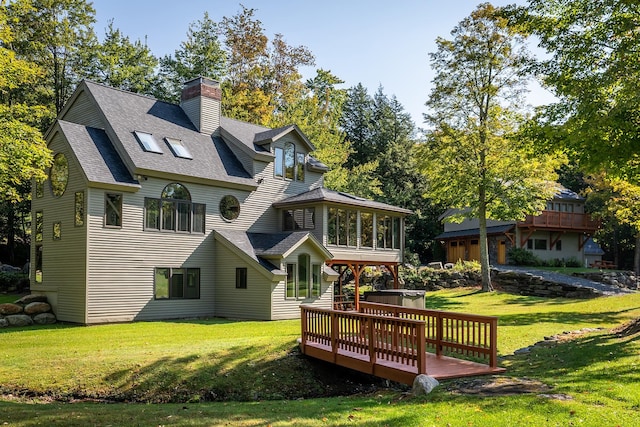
[420,3,564,290]
[0,271,28,292]
[507,247,541,266]
[156,12,226,103]
[79,20,158,94]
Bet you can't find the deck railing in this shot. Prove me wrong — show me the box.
[300,306,427,374]
[358,302,499,368]
[519,211,599,231]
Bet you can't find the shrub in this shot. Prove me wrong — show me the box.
[0,272,28,292]
[507,247,542,266]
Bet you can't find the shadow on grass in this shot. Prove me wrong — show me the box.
[497,306,640,327]
[503,331,640,390]
[424,294,466,309]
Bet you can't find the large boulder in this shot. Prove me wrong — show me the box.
[33,313,56,325]
[6,314,33,327]
[0,303,23,315]
[0,317,8,328]
[411,374,440,396]
[24,302,51,315]
[14,294,48,305]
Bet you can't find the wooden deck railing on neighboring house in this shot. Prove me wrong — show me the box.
[519,211,599,231]
[300,303,503,384]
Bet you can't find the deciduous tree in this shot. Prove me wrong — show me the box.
[418,3,563,291]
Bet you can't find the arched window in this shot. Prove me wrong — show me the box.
[145,183,205,233]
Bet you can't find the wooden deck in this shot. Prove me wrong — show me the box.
[300,302,505,385]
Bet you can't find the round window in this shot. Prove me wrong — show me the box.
[220,195,240,221]
[50,153,69,197]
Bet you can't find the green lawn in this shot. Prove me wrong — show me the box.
[1,289,639,426]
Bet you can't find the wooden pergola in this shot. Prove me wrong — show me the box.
[326,260,401,310]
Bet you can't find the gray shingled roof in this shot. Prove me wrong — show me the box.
[554,185,585,201]
[214,229,284,275]
[273,187,412,215]
[57,121,139,188]
[82,81,255,189]
[434,224,515,240]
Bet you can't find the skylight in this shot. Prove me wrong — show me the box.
[165,137,193,159]
[134,131,163,154]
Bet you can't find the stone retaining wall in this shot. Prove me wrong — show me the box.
[402,268,637,298]
[0,294,56,328]
[573,271,639,290]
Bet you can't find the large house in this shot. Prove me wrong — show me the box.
[31,77,411,324]
[435,186,600,266]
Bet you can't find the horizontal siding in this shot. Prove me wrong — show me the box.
[515,230,584,262]
[31,132,88,323]
[271,242,333,320]
[61,90,106,129]
[86,179,216,323]
[213,247,272,320]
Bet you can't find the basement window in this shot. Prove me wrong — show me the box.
[165,137,192,159]
[134,131,163,154]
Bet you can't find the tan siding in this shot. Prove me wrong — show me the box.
[31,132,88,323]
[60,90,105,129]
[213,248,272,320]
[271,243,333,320]
[86,179,216,323]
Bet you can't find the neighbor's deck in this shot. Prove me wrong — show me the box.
[300,302,505,385]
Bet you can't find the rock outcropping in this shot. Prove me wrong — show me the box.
[0,294,56,328]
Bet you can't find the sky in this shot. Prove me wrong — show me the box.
[89,0,554,127]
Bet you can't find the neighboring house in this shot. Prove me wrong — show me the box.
[30,77,410,324]
[435,186,599,266]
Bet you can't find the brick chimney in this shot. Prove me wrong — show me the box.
[180,77,221,135]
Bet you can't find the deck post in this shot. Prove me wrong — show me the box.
[490,317,498,368]
[331,310,339,363]
[367,317,376,370]
[435,312,443,358]
[300,306,307,352]
[417,322,426,374]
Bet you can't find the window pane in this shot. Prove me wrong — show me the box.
[35,245,43,283]
[162,183,191,200]
[527,239,533,249]
[35,179,44,198]
[50,153,69,197]
[384,216,392,249]
[155,268,169,299]
[35,211,43,242]
[171,269,185,298]
[236,268,247,289]
[305,208,315,229]
[296,152,305,181]
[274,147,284,178]
[185,269,200,298]
[177,202,191,232]
[105,194,122,227]
[338,209,347,245]
[328,208,337,245]
[162,201,175,230]
[347,211,356,246]
[220,195,240,221]
[286,264,296,298]
[393,217,401,249]
[360,212,373,248]
[165,137,192,159]
[134,131,163,153]
[377,215,386,248]
[284,143,295,180]
[298,254,309,299]
[293,209,304,230]
[535,239,547,250]
[145,198,160,230]
[193,203,205,233]
[311,264,321,297]
[283,210,295,231]
[53,222,61,240]
[75,192,84,226]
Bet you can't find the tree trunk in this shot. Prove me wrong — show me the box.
[634,235,640,276]
[478,190,493,292]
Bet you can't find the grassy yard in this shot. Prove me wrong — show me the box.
[1,289,639,426]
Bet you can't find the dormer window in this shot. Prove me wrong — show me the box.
[274,142,305,182]
[165,137,192,159]
[134,131,163,154]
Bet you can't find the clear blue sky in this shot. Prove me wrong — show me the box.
[90,0,552,127]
